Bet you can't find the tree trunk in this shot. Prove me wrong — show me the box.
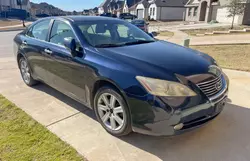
[231,15,235,29]
[22,20,26,27]
[20,2,26,27]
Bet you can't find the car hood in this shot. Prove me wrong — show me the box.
[97,41,215,78]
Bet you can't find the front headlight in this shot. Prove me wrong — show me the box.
[136,76,196,97]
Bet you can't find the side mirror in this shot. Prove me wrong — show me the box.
[63,37,77,57]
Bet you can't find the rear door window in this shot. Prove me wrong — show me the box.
[27,19,51,41]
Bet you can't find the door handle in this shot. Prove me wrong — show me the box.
[22,40,28,45]
[44,48,53,55]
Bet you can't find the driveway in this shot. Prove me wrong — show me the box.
[1,31,250,161]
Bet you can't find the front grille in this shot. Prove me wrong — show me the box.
[197,74,223,98]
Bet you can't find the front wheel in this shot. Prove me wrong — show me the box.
[19,57,38,86]
[94,87,132,136]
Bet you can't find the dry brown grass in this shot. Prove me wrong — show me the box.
[158,31,174,37]
[0,19,22,27]
[191,44,250,71]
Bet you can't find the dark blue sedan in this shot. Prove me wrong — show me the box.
[13,16,229,136]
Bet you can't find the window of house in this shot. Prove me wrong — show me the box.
[193,7,198,16]
[188,8,192,16]
[49,20,76,46]
[27,20,51,41]
[153,8,155,16]
[150,8,152,16]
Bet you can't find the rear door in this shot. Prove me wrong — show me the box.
[23,19,52,82]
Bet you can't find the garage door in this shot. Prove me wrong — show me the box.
[137,9,144,19]
[243,4,250,25]
[216,7,235,23]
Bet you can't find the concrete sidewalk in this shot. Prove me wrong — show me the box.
[0,22,32,29]
[157,30,250,46]
[0,22,32,32]
[1,56,250,161]
[149,22,231,32]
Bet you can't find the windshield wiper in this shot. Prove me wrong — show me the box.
[94,40,155,48]
[124,40,155,46]
[94,43,124,48]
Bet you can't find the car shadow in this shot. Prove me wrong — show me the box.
[118,103,250,160]
[32,83,97,120]
[32,84,250,160]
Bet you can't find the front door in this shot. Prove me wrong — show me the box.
[45,20,88,103]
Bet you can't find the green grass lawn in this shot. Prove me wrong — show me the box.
[191,44,250,72]
[0,19,23,27]
[0,95,85,161]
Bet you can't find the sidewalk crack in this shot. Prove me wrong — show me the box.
[46,111,81,128]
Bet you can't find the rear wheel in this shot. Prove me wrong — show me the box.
[19,57,38,86]
[94,87,132,136]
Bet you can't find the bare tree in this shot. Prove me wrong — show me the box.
[227,0,245,29]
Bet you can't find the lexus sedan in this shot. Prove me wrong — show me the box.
[14,16,229,136]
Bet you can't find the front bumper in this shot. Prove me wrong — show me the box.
[131,91,227,136]
[129,73,228,136]
[127,71,229,136]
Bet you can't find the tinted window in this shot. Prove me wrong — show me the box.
[49,20,76,46]
[27,20,51,41]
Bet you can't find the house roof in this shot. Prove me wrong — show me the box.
[129,1,140,10]
[126,0,141,7]
[138,0,150,8]
[99,0,111,8]
[152,0,189,7]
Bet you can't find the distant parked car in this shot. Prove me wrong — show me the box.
[111,14,117,18]
[100,12,117,18]
[131,19,149,33]
[119,13,137,20]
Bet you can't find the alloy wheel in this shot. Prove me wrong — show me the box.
[97,93,125,131]
[20,59,31,84]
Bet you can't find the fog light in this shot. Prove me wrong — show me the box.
[174,123,184,130]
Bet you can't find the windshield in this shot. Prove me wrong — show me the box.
[76,20,154,48]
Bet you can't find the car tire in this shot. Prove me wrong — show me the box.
[94,86,132,136]
[19,57,38,86]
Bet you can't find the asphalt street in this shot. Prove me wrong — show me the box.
[0,31,20,58]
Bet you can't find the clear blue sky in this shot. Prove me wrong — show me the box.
[31,0,101,11]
